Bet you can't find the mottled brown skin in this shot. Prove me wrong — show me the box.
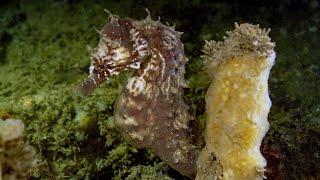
[78,14,201,178]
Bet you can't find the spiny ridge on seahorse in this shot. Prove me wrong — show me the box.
[196,23,275,180]
[78,10,201,178]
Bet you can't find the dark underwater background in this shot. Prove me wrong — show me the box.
[0,0,319,179]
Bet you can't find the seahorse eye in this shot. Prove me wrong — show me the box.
[174,68,179,75]
[103,21,122,40]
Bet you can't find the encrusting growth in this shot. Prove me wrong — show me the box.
[196,23,275,180]
[0,119,37,180]
[78,11,201,178]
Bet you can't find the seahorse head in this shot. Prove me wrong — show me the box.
[77,15,150,95]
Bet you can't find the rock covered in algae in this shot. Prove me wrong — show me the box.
[196,23,275,180]
[0,119,37,180]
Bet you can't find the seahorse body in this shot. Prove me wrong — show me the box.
[196,23,275,180]
[79,13,200,177]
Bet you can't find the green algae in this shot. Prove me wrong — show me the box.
[0,0,319,179]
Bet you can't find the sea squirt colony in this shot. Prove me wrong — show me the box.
[196,23,275,180]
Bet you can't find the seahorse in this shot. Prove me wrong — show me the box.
[78,12,201,178]
[196,23,275,180]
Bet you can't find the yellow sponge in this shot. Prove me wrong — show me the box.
[196,23,275,180]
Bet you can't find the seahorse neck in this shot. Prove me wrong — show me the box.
[114,18,199,178]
